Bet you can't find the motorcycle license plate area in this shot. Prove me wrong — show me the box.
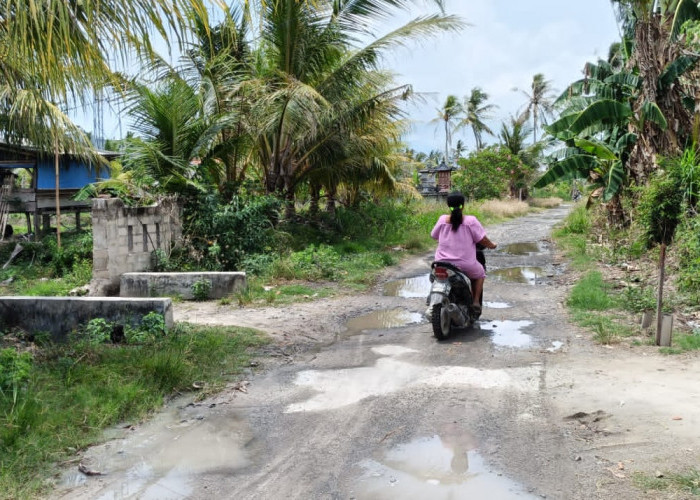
[428,282,448,306]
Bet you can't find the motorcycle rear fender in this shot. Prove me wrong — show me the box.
[428,281,450,306]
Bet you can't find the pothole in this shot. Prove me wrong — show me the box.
[500,242,541,255]
[490,267,543,285]
[61,409,252,498]
[483,320,534,348]
[384,274,431,298]
[344,309,424,335]
[356,435,537,499]
[285,346,540,413]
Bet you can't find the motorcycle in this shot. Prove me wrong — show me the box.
[426,246,486,340]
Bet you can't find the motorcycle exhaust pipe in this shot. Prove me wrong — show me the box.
[445,303,466,326]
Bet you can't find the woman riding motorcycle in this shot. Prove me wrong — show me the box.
[431,192,497,316]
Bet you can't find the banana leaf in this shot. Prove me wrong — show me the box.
[574,138,617,160]
[604,71,640,89]
[658,55,698,91]
[615,132,638,152]
[603,160,625,201]
[670,0,700,40]
[534,154,595,188]
[569,99,632,134]
[640,101,668,130]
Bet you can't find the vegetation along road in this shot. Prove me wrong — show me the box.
[55,205,700,500]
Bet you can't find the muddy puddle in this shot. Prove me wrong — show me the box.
[59,404,252,499]
[344,309,424,336]
[484,301,511,309]
[490,267,543,285]
[356,435,536,499]
[501,242,541,255]
[286,346,539,413]
[384,274,431,298]
[484,320,534,348]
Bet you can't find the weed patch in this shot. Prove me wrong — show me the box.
[0,323,267,498]
[568,272,615,311]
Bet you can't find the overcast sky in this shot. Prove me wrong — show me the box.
[78,0,621,152]
[390,0,622,155]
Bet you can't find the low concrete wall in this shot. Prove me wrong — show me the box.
[120,272,247,300]
[0,297,173,341]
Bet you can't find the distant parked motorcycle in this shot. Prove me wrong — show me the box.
[426,246,486,340]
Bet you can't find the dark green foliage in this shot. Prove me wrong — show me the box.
[452,148,515,201]
[637,168,684,246]
[180,193,282,270]
[0,348,33,393]
[191,279,212,301]
[675,216,700,295]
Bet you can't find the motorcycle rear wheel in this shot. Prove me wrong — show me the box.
[432,303,450,340]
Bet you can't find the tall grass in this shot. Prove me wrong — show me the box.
[0,324,267,498]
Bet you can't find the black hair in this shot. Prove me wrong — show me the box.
[446,192,465,232]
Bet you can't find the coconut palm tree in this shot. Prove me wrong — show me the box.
[518,73,556,143]
[460,87,497,151]
[245,0,462,216]
[432,95,463,163]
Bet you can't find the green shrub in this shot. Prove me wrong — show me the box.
[191,279,212,301]
[181,193,282,270]
[637,168,684,247]
[0,348,33,393]
[675,215,700,295]
[77,318,112,345]
[453,148,512,201]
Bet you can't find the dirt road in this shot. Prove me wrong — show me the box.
[56,205,700,499]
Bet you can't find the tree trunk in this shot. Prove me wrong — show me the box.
[54,141,61,249]
[309,183,320,219]
[655,242,667,346]
[325,184,337,217]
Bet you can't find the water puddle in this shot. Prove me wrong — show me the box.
[501,242,541,255]
[490,267,543,285]
[356,435,536,499]
[61,407,252,499]
[286,346,539,413]
[344,309,424,335]
[484,320,534,348]
[384,274,431,298]
[546,341,564,352]
[484,301,511,309]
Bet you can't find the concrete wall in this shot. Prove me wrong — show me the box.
[0,296,173,341]
[92,197,182,295]
[120,272,247,300]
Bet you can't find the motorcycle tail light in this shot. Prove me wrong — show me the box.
[434,267,449,280]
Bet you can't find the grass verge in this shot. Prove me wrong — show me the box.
[0,323,268,499]
[633,469,700,496]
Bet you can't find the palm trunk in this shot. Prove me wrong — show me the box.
[309,182,320,219]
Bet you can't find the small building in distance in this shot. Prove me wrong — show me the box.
[0,142,115,239]
[419,160,457,198]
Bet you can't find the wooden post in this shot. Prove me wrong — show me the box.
[25,213,31,235]
[54,141,61,249]
[641,309,654,330]
[655,243,667,346]
[75,210,81,231]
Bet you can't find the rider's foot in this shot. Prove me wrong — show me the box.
[472,304,482,318]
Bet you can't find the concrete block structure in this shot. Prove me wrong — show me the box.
[91,197,182,295]
[0,296,173,341]
[120,272,247,300]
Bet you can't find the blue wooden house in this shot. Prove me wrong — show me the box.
[0,142,115,237]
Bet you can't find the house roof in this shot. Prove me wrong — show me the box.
[0,141,119,161]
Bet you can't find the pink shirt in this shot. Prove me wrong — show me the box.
[431,214,487,279]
